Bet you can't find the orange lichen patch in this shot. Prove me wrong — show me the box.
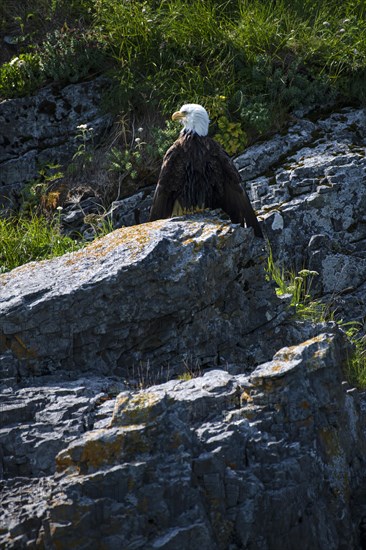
[181,220,228,248]
[0,260,41,283]
[0,272,11,286]
[65,220,167,268]
[0,331,37,360]
[275,349,296,362]
[56,425,148,474]
[240,409,258,421]
[275,334,332,365]
[111,391,169,427]
[270,363,284,373]
[240,390,253,403]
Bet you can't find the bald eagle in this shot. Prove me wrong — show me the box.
[149,103,263,238]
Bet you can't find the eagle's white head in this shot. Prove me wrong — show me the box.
[171,103,210,137]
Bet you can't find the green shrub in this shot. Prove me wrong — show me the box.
[38,27,108,84]
[95,0,238,114]
[106,119,180,187]
[0,53,43,97]
[2,0,366,130]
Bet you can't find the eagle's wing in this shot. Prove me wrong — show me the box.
[149,140,185,221]
[209,139,263,238]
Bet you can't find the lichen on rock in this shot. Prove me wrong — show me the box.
[2,105,366,549]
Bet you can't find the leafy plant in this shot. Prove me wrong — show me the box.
[21,163,64,215]
[80,212,114,241]
[0,53,43,98]
[38,26,108,84]
[72,124,95,169]
[240,99,273,136]
[266,252,329,321]
[106,118,180,190]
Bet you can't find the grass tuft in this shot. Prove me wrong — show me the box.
[266,249,366,388]
[0,213,83,273]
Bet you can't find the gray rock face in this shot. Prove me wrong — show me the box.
[240,108,366,321]
[2,106,366,550]
[0,77,111,208]
[0,376,123,479]
[0,216,281,379]
[1,329,365,549]
[97,108,366,320]
[106,187,155,228]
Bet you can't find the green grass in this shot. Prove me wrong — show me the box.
[266,251,366,389]
[343,323,366,388]
[266,246,327,319]
[0,213,83,273]
[1,0,366,144]
[94,0,366,126]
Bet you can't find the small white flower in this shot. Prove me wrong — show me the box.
[9,57,19,66]
[135,137,141,143]
[339,28,346,33]
[56,206,63,211]
[77,124,88,130]
[322,21,330,27]
[137,127,143,133]
[343,18,350,24]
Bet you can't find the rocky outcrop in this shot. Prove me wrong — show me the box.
[239,108,366,320]
[85,108,366,322]
[1,328,365,549]
[0,77,111,208]
[2,105,366,549]
[0,375,124,479]
[0,216,283,380]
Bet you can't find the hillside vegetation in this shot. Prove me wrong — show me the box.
[1,0,366,145]
[1,0,366,263]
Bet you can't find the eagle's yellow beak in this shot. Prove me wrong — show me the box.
[172,111,185,121]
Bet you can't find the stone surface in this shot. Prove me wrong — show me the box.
[0,77,112,208]
[0,216,281,379]
[2,106,366,549]
[243,108,366,322]
[73,106,366,321]
[0,376,123,479]
[1,329,365,549]
[106,187,155,228]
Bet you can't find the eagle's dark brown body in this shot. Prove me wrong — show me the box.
[149,132,263,238]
